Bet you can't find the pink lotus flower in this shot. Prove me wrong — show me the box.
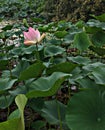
[23,27,45,45]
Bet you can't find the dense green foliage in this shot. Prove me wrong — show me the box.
[0,13,105,129]
[0,0,44,19]
[1,0,105,130]
[1,0,105,22]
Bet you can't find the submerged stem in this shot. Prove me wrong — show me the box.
[56,99,63,130]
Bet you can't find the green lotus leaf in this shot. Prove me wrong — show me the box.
[41,100,66,125]
[0,78,17,94]
[19,61,45,81]
[44,45,65,57]
[0,94,27,130]
[92,31,105,47]
[74,32,91,52]
[91,66,105,85]
[26,72,70,98]
[66,87,105,130]
[46,62,77,75]
[54,31,68,38]
[91,14,105,22]
[67,56,91,65]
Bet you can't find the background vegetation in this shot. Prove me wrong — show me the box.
[0,0,105,22]
[44,0,105,22]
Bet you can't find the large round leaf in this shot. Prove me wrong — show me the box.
[54,31,68,38]
[44,45,65,57]
[67,56,91,65]
[41,100,66,125]
[12,60,29,78]
[26,72,70,98]
[0,78,17,94]
[66,87,105,130]
[91,66,105,85]
[19,61,45,81]
[46,62,77,75]
[92,31,105,47]
[0,95,14,109]
[74,32,91,52]
[86,19,105,29]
